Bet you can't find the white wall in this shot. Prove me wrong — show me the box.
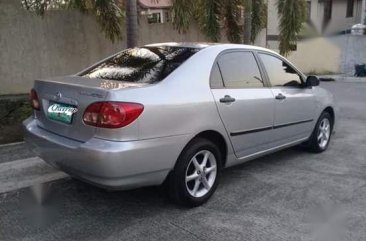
[287,37,342,74]
[339,34,366,74]
[325,0,363,34]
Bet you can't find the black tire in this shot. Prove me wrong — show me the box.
[305,111,333,153]
[167,138,222,207]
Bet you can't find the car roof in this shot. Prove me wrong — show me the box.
[144,42,277,54]
[144,42,303,77]
[144,42,217,49]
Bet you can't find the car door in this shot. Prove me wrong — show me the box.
[210,51,275,158]
[258,52,316,145]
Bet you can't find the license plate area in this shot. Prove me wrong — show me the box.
[47,102,78,124]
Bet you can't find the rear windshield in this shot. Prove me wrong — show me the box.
[81,46,201,83]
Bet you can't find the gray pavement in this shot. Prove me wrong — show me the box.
[0,142,34,164]
[0,80,366,241]
[0,143,67,194]
[0,157,67,193]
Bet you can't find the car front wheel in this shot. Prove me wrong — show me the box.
[167,138,222,207]
[306,111,333,153]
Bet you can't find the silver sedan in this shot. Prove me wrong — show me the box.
[24,43,336,206]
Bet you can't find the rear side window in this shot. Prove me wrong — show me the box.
[82,47,200,83]
[259,53,303,87]
[210,63,224,88]
[217,52,263,88]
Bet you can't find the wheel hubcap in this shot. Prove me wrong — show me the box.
[185,150,217,198]
[318,118,331,149]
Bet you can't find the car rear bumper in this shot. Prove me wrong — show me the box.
[23,117,190,190]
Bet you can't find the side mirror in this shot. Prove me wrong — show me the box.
[305,75,320,87]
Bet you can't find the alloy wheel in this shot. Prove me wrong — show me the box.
[185,150,217,198]
[318,118,331,149]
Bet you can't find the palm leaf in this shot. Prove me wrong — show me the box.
[172,0,195,33]
[22,0,123,43]
[195,0,221,42]
[223,0,242,43]
[277,0,307,56]
[93,0,124,43]
[251,0,267,43]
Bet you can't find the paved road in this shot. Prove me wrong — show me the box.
[0,142,34,164]
[0,143,66,194]
[1,80,366,241]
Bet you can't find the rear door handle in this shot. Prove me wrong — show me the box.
[220,95,236,103]
[275,93,286,100]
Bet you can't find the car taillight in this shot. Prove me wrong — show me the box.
[30,88,40,110]
[83,102,144,128]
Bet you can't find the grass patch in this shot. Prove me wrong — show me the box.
[0,96,32,144]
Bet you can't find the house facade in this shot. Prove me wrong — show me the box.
[266,0,366,74]
[138,0,172,24]
[308,0,364,34]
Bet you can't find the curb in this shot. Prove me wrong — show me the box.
[0,141,25,148]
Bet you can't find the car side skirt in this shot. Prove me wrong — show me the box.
[226,137,309,168]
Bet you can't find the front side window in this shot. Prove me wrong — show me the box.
[217,52,263,88]
[82,47,200,84]
[259,53,303,87]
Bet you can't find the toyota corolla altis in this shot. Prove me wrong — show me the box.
[24,43,336,206]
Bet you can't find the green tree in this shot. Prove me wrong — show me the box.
[251,0,267,43]
[21,0,124,43]
[173,0,307,54]
[277,0,307,56]
[22,0,267,46]
[22,0,306,55]
[243,0,252,44]
[172,0,244,43]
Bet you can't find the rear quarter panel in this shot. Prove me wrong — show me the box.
[97,47,232,147]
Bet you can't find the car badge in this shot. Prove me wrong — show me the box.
[55,92,62,100]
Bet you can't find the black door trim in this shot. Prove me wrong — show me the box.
[230,119,313,136]
[230,126,273,136]
[273,119,313,129]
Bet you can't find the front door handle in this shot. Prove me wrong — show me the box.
[275,93,286,100]
[220,95,236,103]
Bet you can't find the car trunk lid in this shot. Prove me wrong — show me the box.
[33,76,112,142]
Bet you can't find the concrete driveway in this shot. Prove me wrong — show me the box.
[0,80,366,241]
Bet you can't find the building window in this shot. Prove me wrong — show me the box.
[324,0,333,20]
[164,10,170,22]
[147,12,162,24]
[306,1,311,22]
[322,0,333,31]
[346,0,354,17]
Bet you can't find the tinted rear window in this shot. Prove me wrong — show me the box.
[81,46,201,83]
[218,52,263,88]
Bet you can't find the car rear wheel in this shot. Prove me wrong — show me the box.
[306,111,333,153]
[167,138,222,207]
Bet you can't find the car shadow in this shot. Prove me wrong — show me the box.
[22,146,309,210]
[1,146,316,239]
